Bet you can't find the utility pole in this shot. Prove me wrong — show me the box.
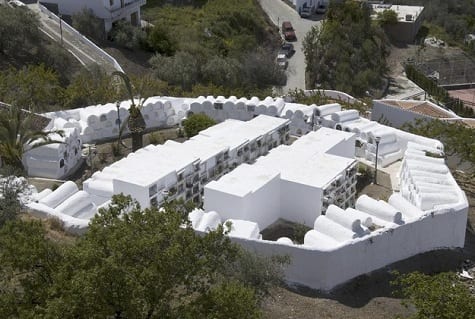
[374,136,381,185]
[58,14,63,45]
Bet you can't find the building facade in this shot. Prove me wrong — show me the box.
[39,0,146,31]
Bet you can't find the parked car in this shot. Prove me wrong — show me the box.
[280,42,295,58]
[315,4,327,14]
[300,6,311,18]
[281,21,296,41]
[9,0,26,7]
[276,53,288,69]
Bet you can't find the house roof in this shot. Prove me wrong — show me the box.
[378,100,456,118]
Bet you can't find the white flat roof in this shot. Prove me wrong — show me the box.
[206,128,356,194]
[102,115,289,187]
[371,4,424,22]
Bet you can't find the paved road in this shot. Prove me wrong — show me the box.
[26,3,119,74]
[258,0,322,92]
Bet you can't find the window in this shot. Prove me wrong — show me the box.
[150,196,158,207]
[214,102,223,110]
[100,114,107,122]
[110,0,114,6]
[59,159,65,168]
[247,105,255,112]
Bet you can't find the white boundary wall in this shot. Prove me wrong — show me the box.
[38,4,124,72]
[230,203,467,291]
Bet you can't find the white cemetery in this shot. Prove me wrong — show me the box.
[19,94,468,291]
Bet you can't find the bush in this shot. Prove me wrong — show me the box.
[182,113,216,137]
[48,217,64,232]
[146,25,177,55]
[148,131,164,145]
[108,20,147,50]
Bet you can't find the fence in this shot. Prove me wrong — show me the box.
[404,64,474,118]
[38,4,124,73]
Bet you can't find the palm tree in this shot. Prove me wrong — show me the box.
[112,71,147,152]
[0,104,64,172]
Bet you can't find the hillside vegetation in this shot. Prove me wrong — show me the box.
[303,1,389,97]
[142,0,285,93]
[399,0,475,48]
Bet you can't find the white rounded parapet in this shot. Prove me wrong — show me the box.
[39,181,78,209]
[355,194,403,224]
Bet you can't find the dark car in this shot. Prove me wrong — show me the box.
[315,4,327,14]
[280,42,295,58]
[281,21,296,41]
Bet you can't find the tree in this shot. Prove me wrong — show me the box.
[0,65,63,112]
[146,25,177,56]
[112,71,147,151]
[377,9,399,26]
[108,20,147,50]
[150,51,200,91]
[0,195,288,318]
[182,113,216,137]
[0,6,41,57]
[303,1,389,97]
[0,104,64,171]
[63,66,118,109]
[0,167,27,226]
[392,271,475,319]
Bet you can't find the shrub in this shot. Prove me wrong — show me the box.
[48,217,64,232]
[146,25,177,55]
[182,113,216,137]
[108,20,146,50]
[148,132,164,145]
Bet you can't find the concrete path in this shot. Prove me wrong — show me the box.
[258,0,323,92]
[27,3,119,74]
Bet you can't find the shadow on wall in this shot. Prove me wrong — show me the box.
[286,238,471,307]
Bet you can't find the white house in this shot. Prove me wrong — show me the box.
[372,99,459,128]
[39,0,146,31]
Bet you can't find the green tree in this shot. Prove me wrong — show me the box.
[0,6,41,57]
[392,271,475,319]
[182,113,216,137]
[0,65,63,112]
[146,25,177,56]
[0,167,26,226]
[0,194,287,318]
[303,1,389,97]
[0,104,64,171]
[0,219,63,318]
[109,20,147,50]
[64,66,118,109]
[150,51,200,90]
[377,9,399,26]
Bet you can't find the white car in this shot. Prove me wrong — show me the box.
[9,0,26,7]
[276,53,288,69]
[300,6,311,18]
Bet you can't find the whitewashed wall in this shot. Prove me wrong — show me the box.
[207,199,467,291]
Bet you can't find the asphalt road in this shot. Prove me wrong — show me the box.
[258,0,323,92]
